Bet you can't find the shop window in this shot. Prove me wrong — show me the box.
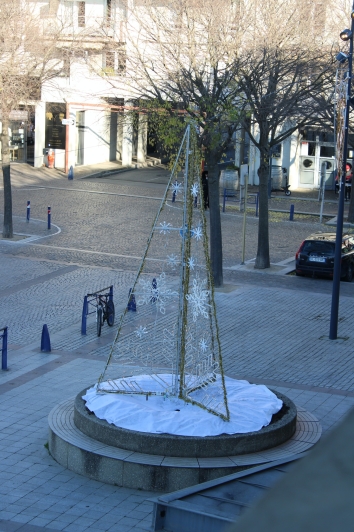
[301,128,335,143]
[271,144,281,159]
[320,146,335,158]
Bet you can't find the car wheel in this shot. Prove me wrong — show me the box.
[295,271,304,276]
[344,265,353,282]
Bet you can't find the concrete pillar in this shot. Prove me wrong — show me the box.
[34,101,46,168]
[137,114,147,165]
[289,131,300,189]
[234,129,242,169]
[121,112,133,166]
[117,113,123,161]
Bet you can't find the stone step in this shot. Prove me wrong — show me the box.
[48,399,321,492]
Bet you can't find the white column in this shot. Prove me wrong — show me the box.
[234,129,242,168]
[137,114,147,165]
[34,101,46,168]
[117,113,123,161]
[289,131,300,190]
[121,112,133,166]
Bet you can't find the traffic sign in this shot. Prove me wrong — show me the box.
[62,118,76,126]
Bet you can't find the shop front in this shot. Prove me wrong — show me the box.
[0,109,35,164]
[299,129,337,189]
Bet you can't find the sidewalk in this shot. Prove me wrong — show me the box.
[0,164,353,531]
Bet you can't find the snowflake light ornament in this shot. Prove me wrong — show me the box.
[167,254,179,269]
[135,326,148,339]
[193,226,203,241]
[185,278,211,321]
[137,272,178,314]
[171,181,183,195]
[199,338,208,353]
[159,221,171,234]
[187,257,196,270]
[190,182,199,197]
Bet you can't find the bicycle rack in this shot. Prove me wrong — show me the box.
[81,286,113,335]
[1,326,8,371]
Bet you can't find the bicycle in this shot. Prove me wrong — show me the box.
[96,294,115,337]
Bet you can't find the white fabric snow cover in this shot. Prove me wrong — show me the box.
[83,375,283,436]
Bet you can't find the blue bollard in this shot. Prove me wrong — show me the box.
[26,201,30,222]
[1,327,8,371]
[48,206,51,230]
[289,204,295,221]
[68,165,74,180]
[127,288,136,312]
[41,324,51,352]
[81,296,88,335]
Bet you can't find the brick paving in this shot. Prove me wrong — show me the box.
[0,162,353,531]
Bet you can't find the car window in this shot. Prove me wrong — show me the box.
[303,241,335,254]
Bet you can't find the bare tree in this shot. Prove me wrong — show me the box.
[95,0,341,276]
[0,0,70,238]
[106,0,246,287]
[235,0,336,268]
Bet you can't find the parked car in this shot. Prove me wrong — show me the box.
[295,233,354,281]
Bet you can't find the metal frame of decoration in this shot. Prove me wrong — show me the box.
[97,125,230,421]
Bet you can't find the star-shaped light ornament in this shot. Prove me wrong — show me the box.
[135,326,148,339]
[199,338,208,353]
[159,222,171,234]
[193,226,203,241]
[190,183,199,197]
[167,254,179,269]
[187,257,196,270]
[171,181,183,195]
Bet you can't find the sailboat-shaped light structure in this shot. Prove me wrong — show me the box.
[97,125,229,420]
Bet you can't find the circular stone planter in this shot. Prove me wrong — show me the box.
[74,388,297,458]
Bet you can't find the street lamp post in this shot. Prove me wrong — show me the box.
[329,7,354,340]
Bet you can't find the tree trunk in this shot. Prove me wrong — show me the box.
[1,117,13,238]
[255,151,270,269]
[206,158,223,287]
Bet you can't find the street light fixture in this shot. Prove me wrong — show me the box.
[340,29,352,41]
[329,4,354,340]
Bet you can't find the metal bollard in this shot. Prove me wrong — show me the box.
[68,165,74,180]
[81,295,88,335]
[1,327,8,371]
[48,206,51,229]
[223,188,227,212]
[26,201,30,222]
[289,204,295,221]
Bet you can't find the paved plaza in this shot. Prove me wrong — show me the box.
[0,163,353,531]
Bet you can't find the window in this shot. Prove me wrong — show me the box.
[106,0,112,22]
[105,51,115,70]
[271,144,281,159]
[78,1,85,27]
[103,46,126,75]
[117,44,126,74]
[102,51,116,75]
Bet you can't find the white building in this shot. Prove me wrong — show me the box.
[4,0,345,191]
